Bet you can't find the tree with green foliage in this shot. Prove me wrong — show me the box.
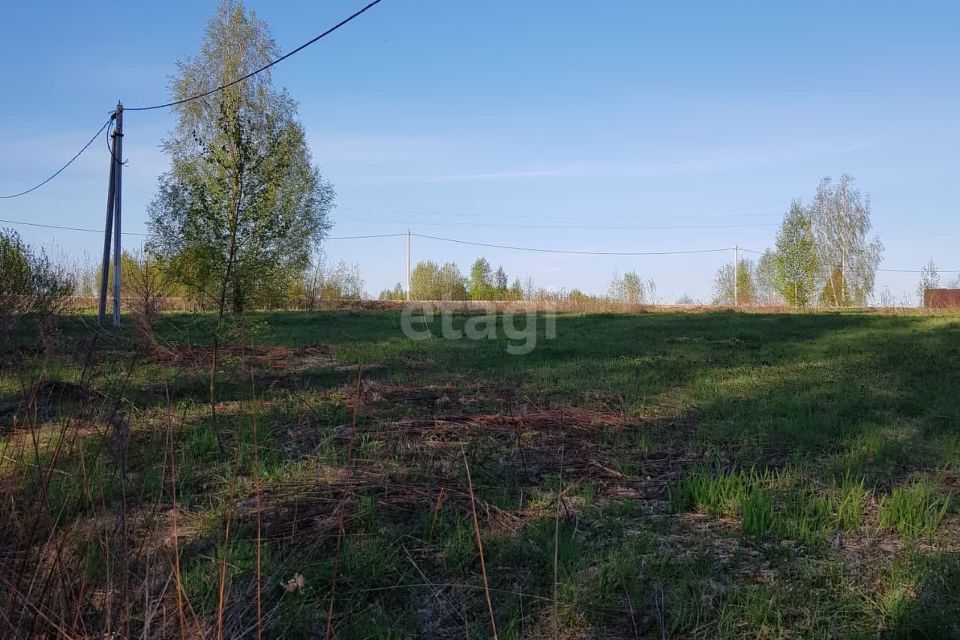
[493,266,508,296]
[122,251,177,319]
[0,228,73,347]
[146,1,334,454]
[809,175,883,306]
[411,261,468,300]
[410,261,441,300]
[755,250,781,305]
[469,258,494,300]
[438,262,469,300]
[608,271,650,304]
[774,201,817,307]
[509,278,524,301]
[379,283,406,301]
[713,259,756,305]
[567,289,594,304]
[147,0,334,315]
[298,255,365,307]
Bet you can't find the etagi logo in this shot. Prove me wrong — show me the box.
[400,304,556,355]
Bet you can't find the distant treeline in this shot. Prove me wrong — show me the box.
[2,174,953,319]
[378,257,659,305]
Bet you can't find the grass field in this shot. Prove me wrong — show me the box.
[1,309,958,638]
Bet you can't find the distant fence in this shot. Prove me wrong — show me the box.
[923,289,960,309]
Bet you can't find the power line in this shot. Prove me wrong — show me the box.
[0,219,404,241]
[877,268,960,274]
[0,217,147,236]
[327,233,406,240]
[0,221,739,255]
[738,246,960,273]
[126,0,386,112]
[0,117,113,200]
[337,215,778,231]
[2,215,957,272]
[1,1,383,201]
[411,233,734,256]
[337,205,776,222]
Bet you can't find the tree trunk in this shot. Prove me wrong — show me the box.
[232,280,244,314]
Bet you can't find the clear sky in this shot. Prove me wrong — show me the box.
[1,0,958,303]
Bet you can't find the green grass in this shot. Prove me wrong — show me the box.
[740,487,776,537]
[878,478,951,539]
[1,309,959,638]
[669,467,837,546]
[830,472,868,532]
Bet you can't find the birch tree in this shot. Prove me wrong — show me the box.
[774,200,817,307]
[469,258,493,300]
[148,0,334,314]
[712,259,755,305]
[146,1,334,453]
[411,261,468,300]
[755,250,782,305]
[809,175,883,306]
[608,271,650,304]
[917,260,940,306]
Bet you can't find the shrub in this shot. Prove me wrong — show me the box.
[0,228,73,349]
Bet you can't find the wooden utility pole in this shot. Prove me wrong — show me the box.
[98,103,124,328]
[406,229,411,301]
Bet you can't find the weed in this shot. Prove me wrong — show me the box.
[878,479,951,539]
[831,472,869,532]
[4,310,960,638]
[717,583,784,638]
[740,488,776,537]
[668,467,746,517]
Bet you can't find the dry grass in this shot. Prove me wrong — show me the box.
[1,309,958,638]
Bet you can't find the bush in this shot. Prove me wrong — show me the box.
[0,228,74,349]
[300,259,365,307]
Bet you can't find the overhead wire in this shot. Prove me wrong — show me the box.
[0,0,385,200]
[336,215,778,231]
[125,0,385,111]
[0,218,407,242]
[0,217,147,236]
[1,216,955,271]
[737,246,959,273]
[0,0,950,274]
[336,205,777,222]
[410,232,734,256]
[0,117,113,199]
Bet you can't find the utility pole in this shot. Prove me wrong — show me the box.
[98,103,124,328]
[112,104,123,328]
[733,245,739,307]
[97,111,118,326]
[406,229,411,301]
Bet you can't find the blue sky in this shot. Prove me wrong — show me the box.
[1,0,958,302]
